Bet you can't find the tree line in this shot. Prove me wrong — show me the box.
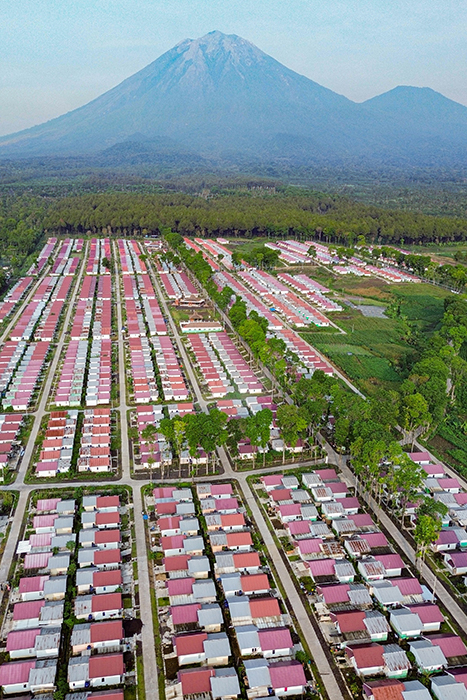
[42,189,467,244]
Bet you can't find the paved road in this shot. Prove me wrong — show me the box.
[114,240,159,699]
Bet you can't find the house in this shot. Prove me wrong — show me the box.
[78,549,121,569]
[363,679,431,700]
[409,452,431,464]
[174,631,231,666]
[166,578,217,605]
[235,625,293,658]
[444,551,467,575]
[407,604,444,632]
[74,593,123,621]
[331,610,389,644]
[71,621,124,654]
[6,627,61,660]
[82,496,120,512]
[209,531,253,552]
[177,667,240,699]
[261,475,284,492]
[18,576,50,602]
[219,573,270,597]
[214,552,261,575]
[243,659,306,698]
[409,640,447,673]
[170,603,224,633]
[76,569,123,595]
[0,659,57,695]
[12,600,64,630]
[316,583,372,609]
[431,530,459,553]
[431,675,467,700]
[79,528,121,549]
[389,609,422,639]
[68,654,124,690]
[346,644,385,677]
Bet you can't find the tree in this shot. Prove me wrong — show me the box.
[414,498,448,570]
[276,405,307,464]
[389,452,424,527]
[400,393,431,449]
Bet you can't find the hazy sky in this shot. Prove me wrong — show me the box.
[1,0,466,136]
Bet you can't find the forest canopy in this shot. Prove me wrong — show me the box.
[42,189,467,245]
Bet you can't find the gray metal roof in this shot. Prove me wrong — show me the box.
[56,500,76,514]
[300,504,318,520]
[40,601,64,623]
[210,668,240,699]
[204,633,231,659]
[390,609,422,634]
[35,628,61,651]
[68,657,89,683]
[235,625,260,652]
[364,611,390,636]
[71,623,91,647]
[401,679,432,699]
[220,574,240,594]
[198,604,223,628]
[187,556,210,575]
[48,553,70,570]
[51,534,76,549]
[372,582,403,606]
[29,659,57,687]
[192,580,216,601]
[430,675,467,700]
[44,576,67,596]
[244,658,271,689]
[410,640,447,668]
[180,518,199,534]
[215,553,234,569]
[176,502,195,516]
[183,536,204,554]
[228,596,251,621]
[382,644,411,673]
[76,570,94,587]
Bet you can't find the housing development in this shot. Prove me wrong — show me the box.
[1,232,467,700]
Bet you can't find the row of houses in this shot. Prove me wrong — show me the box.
[150,482,308,700]
[259,469,467,693]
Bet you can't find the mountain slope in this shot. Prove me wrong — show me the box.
[1,31,467,166]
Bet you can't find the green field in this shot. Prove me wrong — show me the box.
[300,277,449,395]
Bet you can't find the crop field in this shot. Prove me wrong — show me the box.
[300,277,449,394]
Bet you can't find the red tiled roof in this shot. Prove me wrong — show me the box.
[333,611,366,632]
[317,584,350,604]
[241,573,269,592]
[298,538,322,554]
[95,529,121,544]
[19,575,49,593]
[167,578,194,596]
[363,679,404,700]
[211,484,233,496]
[250,597,281,618]
[164,555,189,572]
[93,570,122,587]
[270,489,292,502]
[0,660,36,685]
[233,552,261,569]
[90,621,124,643]
[159,516,181,531]
[89,653,124,678]
[13,600,45,620]
[95,550,121,565]
[430,634,467,658]
[92,593,122,612]
[314,469,338,481]
[269,660,306,689]
[96,496,120,509]
[96,512,120,526]
[179,668,213,694]
[175,632,207,656]
[162,535,185,551]
[171,603,201,625]
[375,554,404,571]
[363,533,388,548]
[226,532,252,547]
[408,604,444,624]
[346,643,384,668]
[6,629,40,652]
[258,627,293,651]
[308,559,335,577]
[220,513,245,528]
[155,501,177,515]
[393,578,422,596]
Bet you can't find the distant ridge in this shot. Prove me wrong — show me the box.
[1,31,467,166]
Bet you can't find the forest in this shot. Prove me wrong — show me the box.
[41,189,467,244]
